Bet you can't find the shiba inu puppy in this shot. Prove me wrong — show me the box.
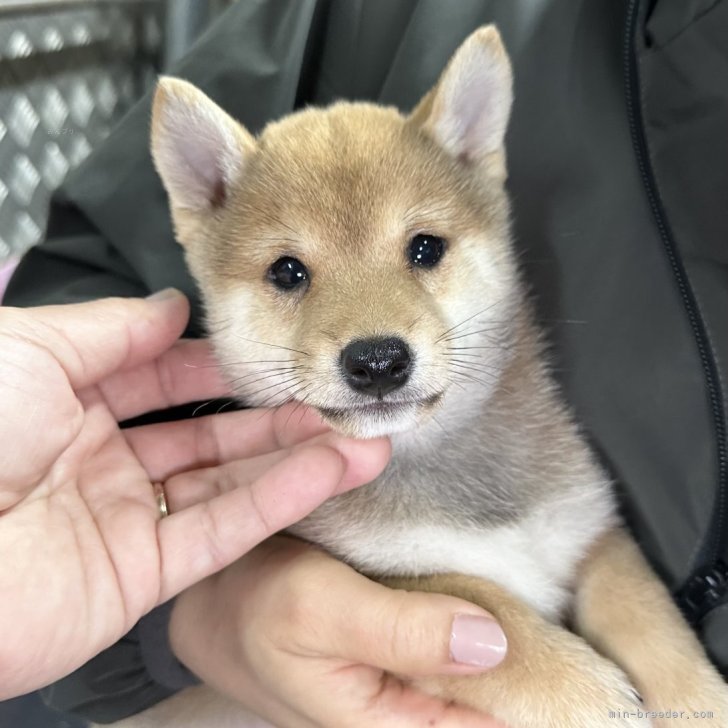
[138,25,727,728]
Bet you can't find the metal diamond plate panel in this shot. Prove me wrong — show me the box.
[0,1,164,263]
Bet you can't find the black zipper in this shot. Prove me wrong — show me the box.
[623,0,728,626]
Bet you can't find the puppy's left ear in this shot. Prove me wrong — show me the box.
[150,77,255,243]
[410,26,512,171]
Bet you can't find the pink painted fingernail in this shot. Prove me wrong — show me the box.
[450,614,508,668]
[146,287,183,302]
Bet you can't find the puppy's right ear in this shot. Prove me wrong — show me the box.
[151,77,255,243]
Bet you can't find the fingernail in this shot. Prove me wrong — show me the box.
[146,287,183,302]
[450,614,507,668]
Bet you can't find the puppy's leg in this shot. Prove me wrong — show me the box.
[383,573,649,728]
[573,528,728,727]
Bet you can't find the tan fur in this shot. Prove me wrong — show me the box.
[383,531,728,727]
[163,92,517,438]
[573,530,728,724]
[143,25,728,728]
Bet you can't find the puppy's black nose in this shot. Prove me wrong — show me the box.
[341,337,412,398]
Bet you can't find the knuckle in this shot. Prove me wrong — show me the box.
[379,590,442,669]
[246,480,277,536]
[194,504,229,574]
[379,590,413,665]
[193,416,222,471]
[153,351,177,409]
[265,548,334,647]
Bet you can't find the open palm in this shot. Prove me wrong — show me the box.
[0,292,390,699]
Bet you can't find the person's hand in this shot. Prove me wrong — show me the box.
[0,291,390,698]
[170,536,508,728]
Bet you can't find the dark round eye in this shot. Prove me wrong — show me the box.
[268,256,309,290]
[408,234,446,268]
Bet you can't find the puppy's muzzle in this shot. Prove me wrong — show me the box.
[340,337,412,398]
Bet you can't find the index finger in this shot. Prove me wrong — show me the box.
[123,402,329,481]
[1,291,190,391]
[156,436,391,598]
[97,338,231,421]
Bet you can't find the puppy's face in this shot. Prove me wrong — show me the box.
[152,26,518,438]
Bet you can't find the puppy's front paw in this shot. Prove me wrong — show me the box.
[565,659,652,728]
[414,633,652,728]
[643,670,728,728]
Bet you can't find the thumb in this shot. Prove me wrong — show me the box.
[5,289,190,390]
[318,569,508,676]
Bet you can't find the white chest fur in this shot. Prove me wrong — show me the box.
[301,483,617,622]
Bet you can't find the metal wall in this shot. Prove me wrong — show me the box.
[0,0,165,263]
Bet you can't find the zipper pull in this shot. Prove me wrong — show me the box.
[676,559,728,626]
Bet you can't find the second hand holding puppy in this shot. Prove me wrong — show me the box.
[168,537,507,728]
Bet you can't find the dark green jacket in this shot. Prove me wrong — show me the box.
[7,0,728,721]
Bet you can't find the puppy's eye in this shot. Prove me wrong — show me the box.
[268,257,309,290]
[408,234,446,268]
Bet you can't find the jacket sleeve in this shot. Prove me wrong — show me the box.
[40,604,198,725]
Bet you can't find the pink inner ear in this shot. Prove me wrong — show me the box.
[433,37,512,163]
[155,94,242,210]
[451,66,505,162]
[461,77,492,157]
[176,127,227,207]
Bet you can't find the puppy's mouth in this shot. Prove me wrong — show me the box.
[318,392,443,426]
